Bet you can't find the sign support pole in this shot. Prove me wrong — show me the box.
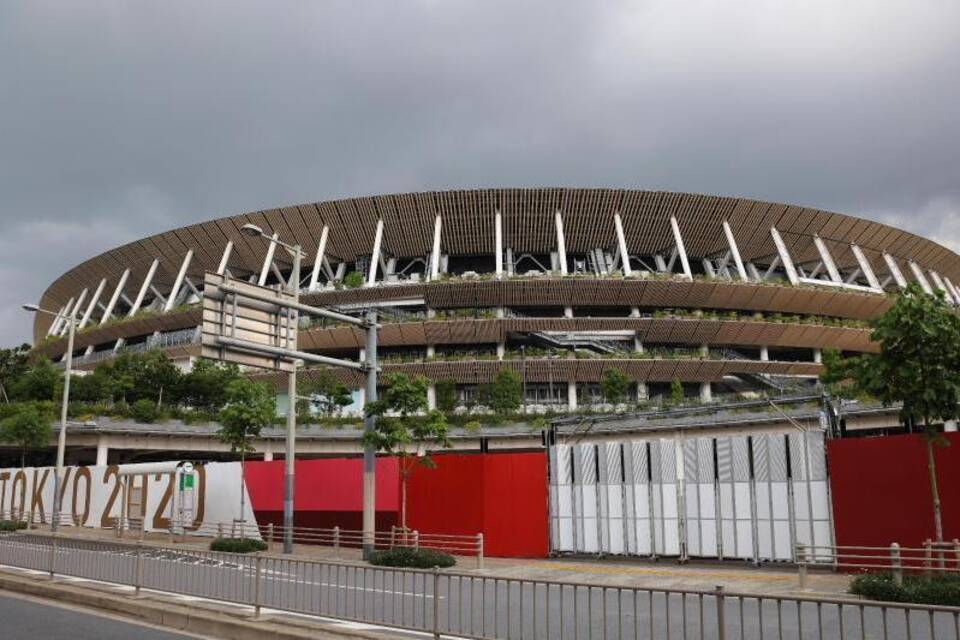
[362,309,378,559]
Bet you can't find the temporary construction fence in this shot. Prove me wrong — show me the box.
[549,429,834,562]
[1,531,959,639]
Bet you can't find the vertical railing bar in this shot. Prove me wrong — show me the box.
[667,592,672,640]
[759,597,765,640]
[682,592,687,640]
[861,605,867,640]
[777,599,783,640]
[649,590,654,640]
[739,597,745,640]
[817,602,823,640]
[839,604,846,640]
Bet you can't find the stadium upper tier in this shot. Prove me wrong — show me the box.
[33,188,960,404]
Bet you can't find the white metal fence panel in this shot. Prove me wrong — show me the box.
[597,442,625,554]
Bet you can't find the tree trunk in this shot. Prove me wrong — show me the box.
[925,431,944,543]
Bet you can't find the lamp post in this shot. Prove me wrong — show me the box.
[22,303,75,532]
[241,223,304,554]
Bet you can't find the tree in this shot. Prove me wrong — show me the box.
[218,378,277,519]
[299,368,352,417]
[669,379,684,406]
[600,368,630,406]
[480,368,523,415]
[821,284,960,543]
[0,404,53,469]
[180,359,241,411]
[0,344,31,402]
[342,271,365,289]
[9,357,61,402]
[363,373,450,530]
[434,379,457,413]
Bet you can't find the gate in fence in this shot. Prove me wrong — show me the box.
[549,429,834,563]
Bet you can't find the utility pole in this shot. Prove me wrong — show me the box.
[362,309,378,559]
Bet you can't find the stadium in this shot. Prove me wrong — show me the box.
[12,187,960,562]
[32,187,960,411]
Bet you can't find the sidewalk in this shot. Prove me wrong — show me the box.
[23,523,853,598]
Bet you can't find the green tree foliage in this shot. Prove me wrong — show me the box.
[363,373,450,529]
[434,379,457,413]
[600,368,630,405]
[0,344,31,402]
[299,368,352,417]
[480,368,523,414]
[9,357,61,402]
[218,378,276,456]
[130,398,159,423]
[342,271,365,289]
[669,378,684,406]
[180,359,241,411]
[105,351,183,404]
[821,284,960,542]
[0,404,53,468]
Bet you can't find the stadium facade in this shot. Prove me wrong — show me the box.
[33,188,960,411]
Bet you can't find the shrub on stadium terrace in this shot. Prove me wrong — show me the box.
[368,546,456,569]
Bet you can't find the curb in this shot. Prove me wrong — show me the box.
[0,569,385,640]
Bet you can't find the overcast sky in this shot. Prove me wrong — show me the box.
[1,1,958,345]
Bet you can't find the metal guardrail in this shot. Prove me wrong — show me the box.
[1,532,960,639]
[0,510,484,568]
[797,541,960,588]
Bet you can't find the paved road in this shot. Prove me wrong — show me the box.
[1,533,956,639]
[0,592,200,639]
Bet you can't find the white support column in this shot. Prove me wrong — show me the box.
[216,240,234,276]
[164,249,193,312]
[496,342,505,360]
[722,221,748,281]
[60,289,88,336]
[614,212,632,277]
[128,259,159,317]
[567,380,577,410]
[669,216,692,279]
[48,300,71,336]
[555,209,568,275]
[812,236,842,283]
[367,219,384,287]
[929,271,954,302]
[78,279,107,329]
[430,215,442,280]
[100,269,130,325]
[813,349,822,364]
[850,244,881,291]
[699,382,712,403]
[427,385,437,410]
[308,226,329,290]
[258,233,279,286]
[882,253,908,289]
[944,277,960,305]
[636,381,648,402]
[769,227,799,285]
[908,261,933,294]
[494,209,504,278]
[263,447,274,462]
[760,346,769,361]
[95,438,109,467]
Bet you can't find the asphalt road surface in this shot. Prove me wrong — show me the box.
[0,592,201,639]
[1,534,956,639]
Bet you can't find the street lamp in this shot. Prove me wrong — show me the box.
[23,303,75,532]
[241,224,305,554]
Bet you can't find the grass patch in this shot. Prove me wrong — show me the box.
[209,537,268,553]
[850,572,960,606]
[368,546,456,569]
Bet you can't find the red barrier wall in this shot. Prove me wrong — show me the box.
[406,451,549,557]
[828,433,960,548]
[244,458,399,530]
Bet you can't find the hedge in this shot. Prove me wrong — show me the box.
[0,520,28,532]
[209,537,268,553]
[368,546,456,569]
[850,573,960,607]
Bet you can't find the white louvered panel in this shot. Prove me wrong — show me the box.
[573,444,599,553]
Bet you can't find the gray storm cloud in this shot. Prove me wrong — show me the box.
[0,0,958,343]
